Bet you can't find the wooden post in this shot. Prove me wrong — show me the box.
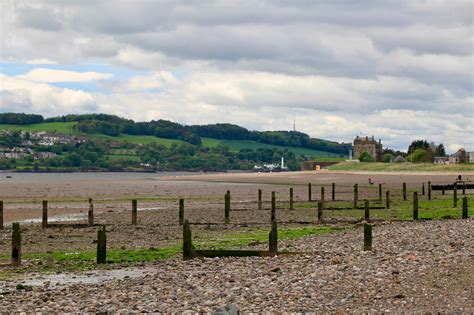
[363,223,372,251]
[364,200,370,221]
[402,183,407,201]
[11,222,21,266]
[442,188,445,195]
[289,188,294,210]
[422,183,425,196]
[331,183,335,201]
[364,223,372,251]
[386,190,390,209]
[462,197,468,219]
[225,191,230,224]
[317,201,324,222]
[428,181,432,200]
[413,192,418,220]
[179,198,184,225]
[96,225,106,264]
[378,184,382,202]
[183,220,192,260]
[0,201,3,230]
[88,198,94,226]
[268,219,278,254]
[462,183,466,195]
[308,183,312,202]
[271,191,276,222]
[42,200,48,229]
[353,184,358,209]
[320,186,325,203]
[453,183,458,208]
[258,189,262,210]
[132,199,138,225]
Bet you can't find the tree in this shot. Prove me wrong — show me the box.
[436,144,446,156]
[359,151,374,162]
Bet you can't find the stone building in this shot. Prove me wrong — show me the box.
[353,136,382,161]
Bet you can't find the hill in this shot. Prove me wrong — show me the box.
[0,113,350,171]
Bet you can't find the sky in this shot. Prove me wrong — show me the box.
[0,0,472,152]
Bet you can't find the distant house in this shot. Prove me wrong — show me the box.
[434,157,449,164]
[4,152,26,159]
[392,155,407,163]
[449,148,466,164]
[35,152,57,159]
[353,136,382,161]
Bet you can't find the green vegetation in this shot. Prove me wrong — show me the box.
[198,226,342,250]
[202,138,340,157]
[327,162,474,172]
[0,122,78,134]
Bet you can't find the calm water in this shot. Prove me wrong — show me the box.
[0,171,197,181]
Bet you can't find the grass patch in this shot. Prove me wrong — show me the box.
[198,226,342,250]
[327,162,474,172]
[0,122,78,134]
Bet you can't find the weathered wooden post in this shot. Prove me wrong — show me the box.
[308,183,312,202]
[132,199,138,225]
[378,184,382,202]
[320,186,325,204]
[353,184,358,209]
[88,198,94,226]
[413,192,419,220]
[462,183,466,195]
[271,191,276,222]
[364,200,370,221]
[179,198,185,225]
[268,219,278,254]
[0,200,3,230]
[258,189,262,210]
[11,222,21,266]
[225,191,230,224]
[331,183,335,201]
[317,201,324,222]
[402,183,407,201]
[289,188,294,210]
[442,187,445,195]
[453,183,458,208]
[42,200,48,229]
[96,225,106,264]
[183,220,192,260]
[363,223,372,251]
[386,190,390,209]
[462,197,468,219]
[422,183,425,196]
[428,181,432,200]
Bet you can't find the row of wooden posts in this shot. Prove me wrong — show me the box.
[6,191,469,265]
[0,181,470,230]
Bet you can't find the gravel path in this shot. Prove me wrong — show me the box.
[1,219,472,313]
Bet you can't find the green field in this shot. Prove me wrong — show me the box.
[202,138,340,157]
[0,122,78,134]
[327,162,474,172]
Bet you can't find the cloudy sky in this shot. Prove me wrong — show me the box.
[0,0,472,151]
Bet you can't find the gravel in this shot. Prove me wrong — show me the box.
[1,218,472,313]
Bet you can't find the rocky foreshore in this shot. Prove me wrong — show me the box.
[1,219,473,313]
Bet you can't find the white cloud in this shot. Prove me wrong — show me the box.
[25,58,57,65]
[17,68,113,83]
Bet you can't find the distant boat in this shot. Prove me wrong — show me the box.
[6,176,12,178]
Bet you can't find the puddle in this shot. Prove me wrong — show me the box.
[5,213,87,225]
[138,207,164,212]
[0,266,156,292]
